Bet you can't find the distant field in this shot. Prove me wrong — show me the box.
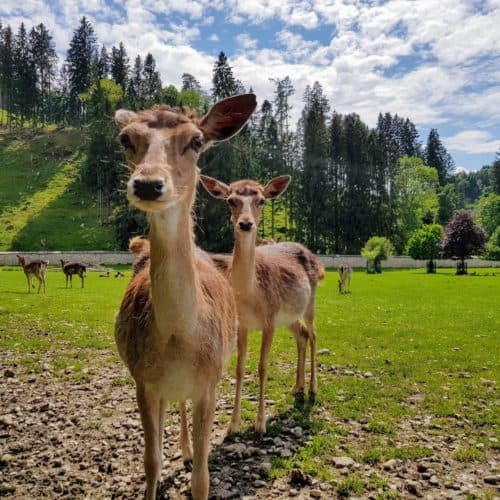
[1,266,498,495]
[0,128,117,251]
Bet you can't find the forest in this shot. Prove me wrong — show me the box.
[1,17,499,254]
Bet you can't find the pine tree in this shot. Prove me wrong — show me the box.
[142,53,162,106]
[110,42,129,91]
[66,16,97,121]
[211,51,238,101]
[28,23,57,125]
[425,128,455,185]
[0,24,14,127]
[181,73,201,92]
[127,55,143,109]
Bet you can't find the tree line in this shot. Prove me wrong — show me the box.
[1,17,499,254]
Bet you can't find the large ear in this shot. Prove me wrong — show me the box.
[200,94,257,144]
[199,175,231,199]
[263,175,291,199]
[114,109,138,128]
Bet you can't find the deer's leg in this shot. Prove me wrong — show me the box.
[81,273,84,288]
[26,274,31,293]
[70,274,73,288]
[289,321,307,395]
[136,384,161,500]
[158,398,166,477]
[36,276,42,294]
[305,295,317,395]
[191,390,216,500]
[180,401,193,467]
[256,326,275,434]
[228,327,248,435]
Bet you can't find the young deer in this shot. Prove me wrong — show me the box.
[200,175,324,434]
[60,260,86,288]
[338,263,352,294]
[16,255,48,293]
[114,94,256,500]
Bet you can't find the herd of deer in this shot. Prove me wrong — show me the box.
[15,94,352,499]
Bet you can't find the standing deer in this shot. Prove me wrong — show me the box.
[200,175,324,434]
[338,263,352,294]
[60,260,86,288]
[16,255,48,293]
[114,94,256,500]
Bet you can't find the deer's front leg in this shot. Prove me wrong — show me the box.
[289,321,307,395]
[256,326,275,434]
[136,384,161,500]
[191,391,216,500]
[228,327,248,435]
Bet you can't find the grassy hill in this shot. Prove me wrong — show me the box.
[0,126,117,251]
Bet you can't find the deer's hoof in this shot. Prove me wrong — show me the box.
[254,418,267,434]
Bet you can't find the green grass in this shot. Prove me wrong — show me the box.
[0,267,499,493]
[0,127,117,250]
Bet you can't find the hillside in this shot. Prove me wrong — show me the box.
[0,127,117,251]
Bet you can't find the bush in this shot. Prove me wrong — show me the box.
[484,226,500,260]
[406,224,443,273]
[361,237,394,273]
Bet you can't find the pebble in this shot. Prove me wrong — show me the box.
[317,349,330,355]
[332,456,355,468]
[484,475,500,485]
[310,489,322,498]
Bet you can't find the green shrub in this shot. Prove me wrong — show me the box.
[361,236,394,273]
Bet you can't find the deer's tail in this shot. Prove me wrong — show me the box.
[129,237,150,255]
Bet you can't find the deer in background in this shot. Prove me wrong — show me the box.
[60,260,86,288]
[16,255,49,293]
[114,94,256,500]
[200,175,324,434]
[338,263,352,294]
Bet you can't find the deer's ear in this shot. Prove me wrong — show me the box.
[115,109,138,128]
[199,175,230,199]
[199,94,257,146]
[263,175,291,199]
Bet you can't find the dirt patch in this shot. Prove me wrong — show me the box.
[0,350,498,499]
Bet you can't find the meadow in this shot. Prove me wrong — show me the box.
[0,265,498,498]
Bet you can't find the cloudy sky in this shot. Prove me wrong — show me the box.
[2,0,499,170]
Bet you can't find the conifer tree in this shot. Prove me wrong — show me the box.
[127,55,143,109]
[66,16,97,121]
[211,51,238,101]
[425,128,455,185]
[110,42,129,90]
[142,53,162,106]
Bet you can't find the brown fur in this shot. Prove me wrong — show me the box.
[60,259,86,288]
[199,175,324,434]
[16,255,48,293]
[338,262,352,294]
[114,94,256,500]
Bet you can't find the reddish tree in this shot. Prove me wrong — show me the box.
[441,210,486,274]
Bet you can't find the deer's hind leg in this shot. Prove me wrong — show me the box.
[180,401,193,468]
[289,321,308,395]
[304,291,318,395]
[228,327,248,435]
[256,325,275,434]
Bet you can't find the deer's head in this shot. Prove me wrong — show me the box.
[115,94,257,213]
[199,176,291,236]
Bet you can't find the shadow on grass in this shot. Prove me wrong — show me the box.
[157,393,317,499]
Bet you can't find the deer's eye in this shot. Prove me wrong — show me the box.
[257,199,265,207]
[184,136,203,154]
[120,134,135,152]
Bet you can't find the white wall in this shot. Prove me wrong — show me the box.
[1,251,498,269]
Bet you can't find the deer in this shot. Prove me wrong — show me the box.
[16,255,48,293]
[338,263,352,294]
[200,175,325,434]
[113,94,256,500]
[60,260,86,288]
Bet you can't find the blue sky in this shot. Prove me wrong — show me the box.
[2,0,499,171]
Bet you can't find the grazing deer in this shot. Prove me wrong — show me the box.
[115,271,125,278]
[60,260,86,288]
[114,95,256,500]
[99,271,110,277]
[200,175,324,434]
[338,263,352,294]
[16,255,48,293]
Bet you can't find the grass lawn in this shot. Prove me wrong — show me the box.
[0,266,498,493]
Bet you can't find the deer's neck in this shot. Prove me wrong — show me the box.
[148,195,200,336]
[231,232,257,296]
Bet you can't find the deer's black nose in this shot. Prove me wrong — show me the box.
[133,179,164,201]
[238,221,254,232]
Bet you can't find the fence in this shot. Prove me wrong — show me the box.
[1,251,498,269]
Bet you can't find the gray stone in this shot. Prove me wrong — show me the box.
[332,456,355,468]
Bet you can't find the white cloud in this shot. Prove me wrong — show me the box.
[235,33,258,50]
[444,130,500,154]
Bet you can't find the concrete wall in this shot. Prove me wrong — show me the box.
[1,251,498,269]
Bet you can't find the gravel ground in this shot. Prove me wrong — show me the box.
[0,350,498,499]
